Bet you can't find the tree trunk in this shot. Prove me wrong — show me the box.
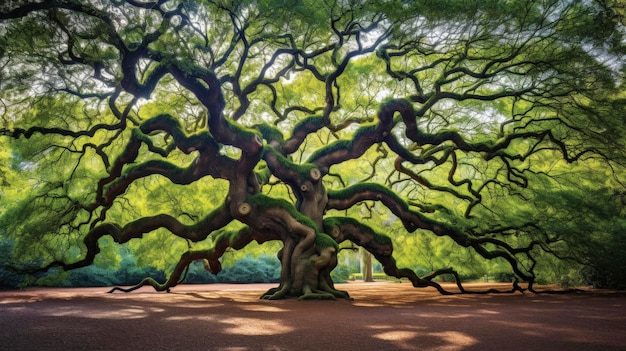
[363,249,374,282]
[258,236,350,300]
[227,188,350,300]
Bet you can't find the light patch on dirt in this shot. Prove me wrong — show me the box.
[240,304,290,313]
[43,305,154,319]
[373,330,419,340]
[220,317,294,336]
[430,331,478,350]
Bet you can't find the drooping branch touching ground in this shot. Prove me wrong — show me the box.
[327,184,536,284]
[324,217,480,294]
[323,217,528,295]
[107,250,212,293]
[27,205,234,275]
[323,216,458,294]
[109,226,277,293]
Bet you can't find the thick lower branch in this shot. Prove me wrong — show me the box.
[109,226,278,293]
[326,183,534,281]
[323,216,532,294]
[28,205,233,274]
[94,116,237,212]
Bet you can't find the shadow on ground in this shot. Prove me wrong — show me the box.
[1,282,625,351]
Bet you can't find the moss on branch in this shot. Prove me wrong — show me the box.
[315,233,339,249]
[305,102,400,166]
[224,118,262,140]
[291,115,326,136]
[263,145,319,181]
[307,139,352,164]
[352,121,381,140]
[327,183,409,211]
[246,193,338,250]
[120,159,186,179]
[252,123,285,146]
[283,115,328,153]
[139,114,220,153]
[210,226,251,247]
[323,216,392,245]
[254,163,272,184]
[247,193,318,230]
[306,121,384,165]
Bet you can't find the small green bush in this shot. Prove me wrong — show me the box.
[330,265,351,283]
[216,255,281,283]
[0,239,24,289]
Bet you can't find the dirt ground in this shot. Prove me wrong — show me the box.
[1,282,625,351]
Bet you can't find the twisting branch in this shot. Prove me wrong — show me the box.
[283,115,329,154]
[323,217,525,294]
[323,216,456,294]
[23,204,234,275]
[92,114,237,214]
[393,157,476,204]
[109,226,277,293]
[327,182,535,282]
[307,99,413,170]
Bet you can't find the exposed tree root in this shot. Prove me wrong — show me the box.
[299,286,337,300]
[108,277,172,293]
[260,284,291,300]
[107,250,209,293]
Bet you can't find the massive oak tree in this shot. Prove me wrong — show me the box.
[1,0,625,298]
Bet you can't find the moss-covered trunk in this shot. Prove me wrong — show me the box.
[261,236,348,300]
[260,178,350,299]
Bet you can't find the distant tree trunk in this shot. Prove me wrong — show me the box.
[362,249,373,282]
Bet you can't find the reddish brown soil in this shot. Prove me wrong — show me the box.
[1,282,625,350]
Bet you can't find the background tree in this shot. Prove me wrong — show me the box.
[1,0,625,298]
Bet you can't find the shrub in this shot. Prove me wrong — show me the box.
[0,239,24,289]
[330,265,351,283]
[216,255,280,283]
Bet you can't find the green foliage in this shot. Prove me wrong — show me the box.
[172,254,281,284]
[532,254,585,288]
[574,200,626,289]
[21,248,166,288]
[182,261,219,284]
[583,237,626,289]
[23,248,272,287]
